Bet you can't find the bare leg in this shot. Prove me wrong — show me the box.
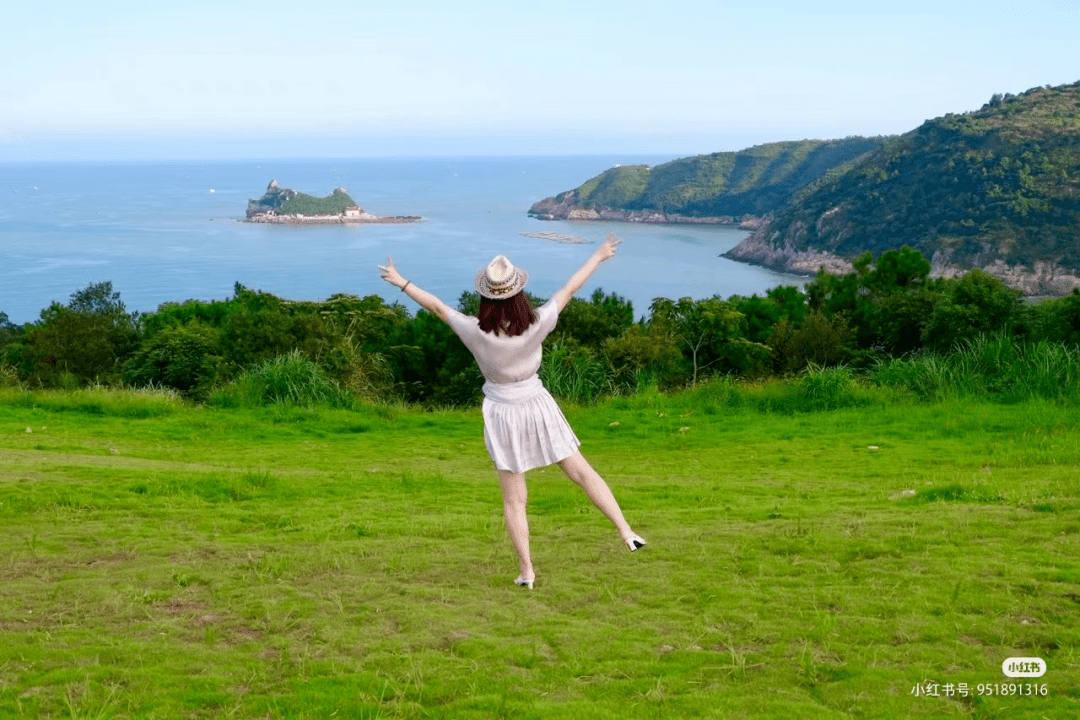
[557,451,639,543]
[497,469,534,582]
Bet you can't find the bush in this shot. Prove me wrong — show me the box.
[124,321,223,397]
[601,324,681,392]
[768,312,854,374]
[921,270,1025,352]
[1030,289,1080,346]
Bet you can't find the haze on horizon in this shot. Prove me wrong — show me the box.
[2,0,1077,162]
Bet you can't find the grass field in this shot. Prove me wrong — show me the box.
[1,385,1078,718]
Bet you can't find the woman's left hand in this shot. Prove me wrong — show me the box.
[378,257,406,289]
[594,233,623,262]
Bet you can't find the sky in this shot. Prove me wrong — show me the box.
[2,0,1077,161]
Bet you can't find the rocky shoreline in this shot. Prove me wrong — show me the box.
[528,192,764,229]
[724,221,1080,296]
[245,212,421,225]
[721,225,852,276]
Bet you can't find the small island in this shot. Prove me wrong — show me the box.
[245,180,421,224]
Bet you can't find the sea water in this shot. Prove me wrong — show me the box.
[0,156,806,324]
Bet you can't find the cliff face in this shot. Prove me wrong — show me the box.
[725,81,1080,295]
[247,179,298,218]
[529,137,887,223]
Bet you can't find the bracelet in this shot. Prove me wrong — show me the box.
[400,280,411,292]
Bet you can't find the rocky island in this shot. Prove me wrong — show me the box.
[245,180,420,225]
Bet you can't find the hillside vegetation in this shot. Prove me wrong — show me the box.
[529,137,887,219]
[730,81,1080,288]
[4,261,1080,411]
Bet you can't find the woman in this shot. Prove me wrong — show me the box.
[378,234,646,589]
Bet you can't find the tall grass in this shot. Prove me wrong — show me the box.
[540,343,616,405]
[873,333,1080,402]
[0,385,185,417]
[0,362,21,389]
[210,350,349,408]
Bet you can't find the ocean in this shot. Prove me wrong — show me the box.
[0,156,806,325]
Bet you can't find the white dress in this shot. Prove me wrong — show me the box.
[445,299,580,473]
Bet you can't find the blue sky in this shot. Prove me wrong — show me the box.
[2,0,1077,160]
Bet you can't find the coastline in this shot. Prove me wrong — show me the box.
[724,222,1080,296]
[528,193,764,229]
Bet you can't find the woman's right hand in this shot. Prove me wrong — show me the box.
[594,233,623,262]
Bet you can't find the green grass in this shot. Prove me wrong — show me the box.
[1,385,1078,718]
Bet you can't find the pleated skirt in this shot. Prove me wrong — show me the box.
[481,375,581,473]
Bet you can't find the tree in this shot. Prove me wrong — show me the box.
[921,269,1025,351]
[648,296,743,384]
[68,281,130,318]
[549,288,635,350]
[20,281,139,386]
[870,246,931,291]
[0,311,18,353]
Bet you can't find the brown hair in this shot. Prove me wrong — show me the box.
[478,292,536,337]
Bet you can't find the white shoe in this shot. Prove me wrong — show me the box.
[514,575,534,589]
[625,534,647,552]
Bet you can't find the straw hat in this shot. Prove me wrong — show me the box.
[475,255,528,299]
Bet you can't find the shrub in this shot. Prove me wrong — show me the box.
[124,321,223,397]
[601,324,681,393]
[768,312,854,374]
[921,270,1025,352]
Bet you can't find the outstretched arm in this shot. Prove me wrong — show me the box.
[378,257,453,323]
[551,233,623,312]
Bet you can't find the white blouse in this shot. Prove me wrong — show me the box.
[445,299,560,384]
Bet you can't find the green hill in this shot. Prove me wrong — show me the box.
[529,137,887,221]
[726,81,1080,293]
